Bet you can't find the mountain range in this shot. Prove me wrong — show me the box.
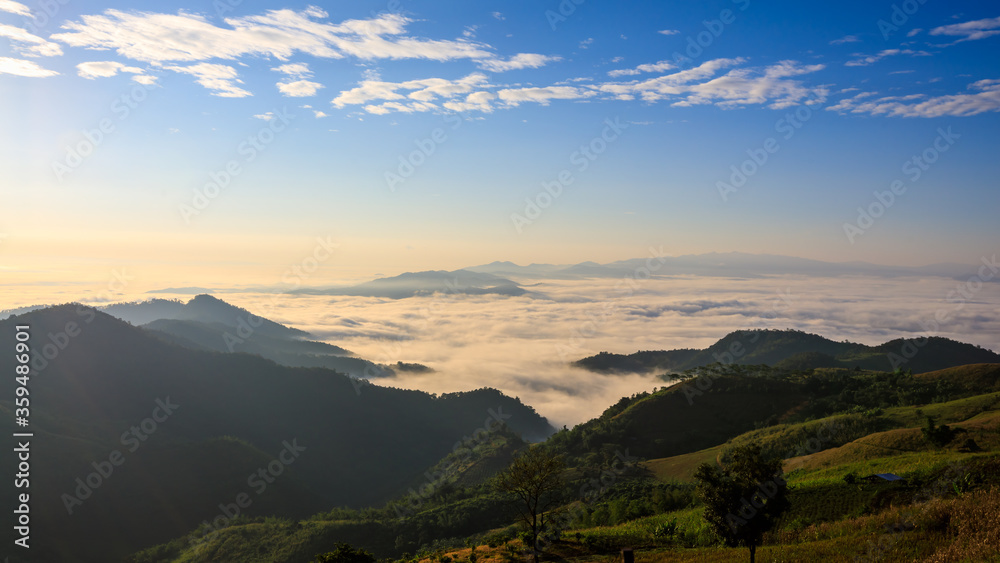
[574,328,1000,375]
[126,252,999,298]
[0,305,555,562]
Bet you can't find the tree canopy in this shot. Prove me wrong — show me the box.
[694,444,789,563]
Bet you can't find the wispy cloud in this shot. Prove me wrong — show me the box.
[498,86,596,106]
[930,16,1000,45]
[0,0,30,16]
[607,59,675,77]
[600,58,827,109]
[0,23,63,57]
[477,53,560,73]
[0,56,57,77]
[164,63,251,97]
[827,79,1000,117]
[332,58,828,114]
[657,29,680,36]
[52,9,496,63]
[76,60,143,79]
[845,49,931,67]
[829,34,861,45]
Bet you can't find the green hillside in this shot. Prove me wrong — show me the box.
[133,362,1000,563]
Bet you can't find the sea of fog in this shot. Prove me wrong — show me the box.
[3,273,996,428]
[210,274,999,428]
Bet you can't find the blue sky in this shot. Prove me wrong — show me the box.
[1,0,999,292]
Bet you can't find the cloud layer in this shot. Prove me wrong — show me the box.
[217,272,999,428]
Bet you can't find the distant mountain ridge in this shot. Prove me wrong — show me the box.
[289,269,531,299]
[102,294,308,338]
[96,294,414,379]
[574,328,1000,375]
[466,252,998,282]
[130,252,1000,297]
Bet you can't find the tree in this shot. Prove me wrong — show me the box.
[493,447,566,563]
[314,543,376,563]
[922,415,955,447]
[694,444,790,563]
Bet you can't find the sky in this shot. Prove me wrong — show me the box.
[1,0,1000,301]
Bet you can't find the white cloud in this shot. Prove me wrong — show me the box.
[491,11,505,21]
[332,72,491,112]
[826,79,1000,117]
[608,59,675,77]
[272,62,312,78]
[0,56,57,77]
[165,63,251,97]
[331,58,828,114]
[52,9,496,64]
[0,23,63,57]
[76,60,143,79]
[0,0,30,16]
[277,79,323,97]
[133,74,158,85]
[930,16,1000,44]
[442,91,496,113]
[579,37,594,49]
[253,112,274,120]
[845,49,931,66]
[477,53,560,72]
[657,29,679,36]
[600,58,827,109]
[313,110,328,118]
[829,34,861,45]
[907,28,923,37]
[497,86,596,106]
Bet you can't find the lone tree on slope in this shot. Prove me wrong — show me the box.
[694,444,790,563]
[493,447,566,563]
